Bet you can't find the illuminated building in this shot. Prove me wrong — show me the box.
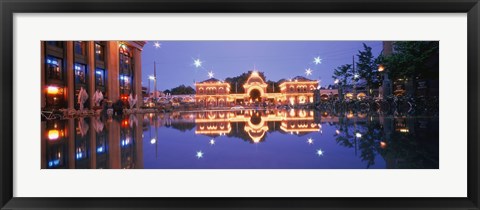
[41,41,146,110]
[278,76,318,105]
[194,78,230,107]
[314,89,339,102]
[194,71,319,107]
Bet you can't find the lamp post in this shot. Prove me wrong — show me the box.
[149,75,156,107]
[334,79,342,102]
[378,64,384,99]
[152,42,161,108]
[154,61,157,107]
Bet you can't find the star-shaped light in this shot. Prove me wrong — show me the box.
[153,42,161,49]
[307,138,314,145]
[305,68,313,76]
[209,139,215,145]
[196,151,204,159]
[354,74,360,79]
[193,58,203,68]
[208,71,214,78]
[316,149,324,156]
[313,56,322,65]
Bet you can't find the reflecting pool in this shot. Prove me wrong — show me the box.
[41,109,439,169]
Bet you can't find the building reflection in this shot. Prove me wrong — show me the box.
[41,114,143,169]
[41,120,69,169]
[333,111,438,169]
[194,109,320,143]
[42,110,438,169]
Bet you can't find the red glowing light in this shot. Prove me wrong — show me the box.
[122,120,129,127]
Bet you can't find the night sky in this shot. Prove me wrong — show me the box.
[140,41,383,91]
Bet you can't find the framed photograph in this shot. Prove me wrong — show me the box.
[1,0,479,209]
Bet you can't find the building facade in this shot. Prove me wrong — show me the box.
[194,71,319,107]
[194,78,231,107]
[278,76,318,105]
[41,41,146,110]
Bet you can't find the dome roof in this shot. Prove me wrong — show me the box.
[245,72,266,85]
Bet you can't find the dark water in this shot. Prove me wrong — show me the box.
[41,109,439,169]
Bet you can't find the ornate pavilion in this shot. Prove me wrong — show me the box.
[194,71,319,107]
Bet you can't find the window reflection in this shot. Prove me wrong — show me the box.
[75,118,90,169]
[44,120,68,169]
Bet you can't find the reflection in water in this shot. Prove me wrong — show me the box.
[41,109,438,169]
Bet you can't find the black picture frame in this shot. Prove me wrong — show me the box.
[1,0,479,209]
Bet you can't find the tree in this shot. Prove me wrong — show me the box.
[379,41,439,98]
[169,85,195,95]
[383,41,439,80]
[356,43,380,95]
[332,64,352,85]
[332,64,352,100]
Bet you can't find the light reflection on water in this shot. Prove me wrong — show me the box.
[41,109,439,169]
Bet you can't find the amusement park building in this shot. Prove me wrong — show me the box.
[194,71,319,107]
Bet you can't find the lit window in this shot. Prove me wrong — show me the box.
[95,68,105,86]
[120,74,131,93]
[74,41,86,56]
[46,56,63,80]
[119,44,133,95]
[95,43,105,61]
[74,63,87,84]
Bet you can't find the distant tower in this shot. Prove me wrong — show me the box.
[383,41,393,55]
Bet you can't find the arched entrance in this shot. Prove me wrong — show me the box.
[249,89,261,102]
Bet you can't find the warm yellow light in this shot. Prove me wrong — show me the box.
[347,112,354,119]
[380,141,387,149]
[48,130,60,140]
[345,93,354,99]
[378,65,385,72]
[47,86,59,95]
[289,109,296,117]
[399,128,409,133]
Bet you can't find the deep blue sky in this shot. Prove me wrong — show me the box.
[141,41,383,90]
